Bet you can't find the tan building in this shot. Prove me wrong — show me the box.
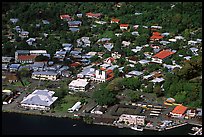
[32,71,60,81]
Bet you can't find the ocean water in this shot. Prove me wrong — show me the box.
[2,112,193,135]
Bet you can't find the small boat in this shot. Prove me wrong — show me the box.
[73,124,77,127]
[130,126,144,131]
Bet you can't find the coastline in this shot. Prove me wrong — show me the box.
[2,108,201,133]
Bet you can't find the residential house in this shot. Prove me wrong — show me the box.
[76,13,83,18]
[53,50,67,61]
[31,61,46,71]
[134,12,142,15]
[42,20,50,25]
[175,36,185,41]
[163,64,182,71]
[9,64,21,72]
[111,18,120,24]
[69,79,90,92]
[126,56,138,64]
[69,27,80,32]
[111,52,121,59]
[95,20,107,25]
[10,18,19,24]
[14,25,21,33]
[138,59,150,65]
[170,105,188,118]
[16,55,37,64]
[150,31,164,41]
[151,49,175,64]
[77,67,95,79]
[118,114,146,126]
[160,40,171,45]
[19,30,29,38]
[2,57,14,64]
[104,43,114,51]
[97,38,111,43]
[161,32,170,36]
[104,57,115,65]
[86,12,102,19]
[91,105,107,114]
[168,38,177,42]
[60,14,73,21]
[133,25,139,30]
[150,77,165,83]
[68,21,82,27]
[151,26,162,30]
[122,41,131,47]
[131,31,140,36]
[120,24,129,30]
[30,50,47,55]
[20,89,58,110]
[190,47,199,56]
[26,38,36,46]
[70,62,81,68]
[77,37,91,47]
[125,70,143,78]
[131,46,143,53]
[62,43,73,52]
[32,71,60,81]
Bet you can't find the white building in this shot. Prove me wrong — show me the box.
[94,70,106,82]
[69,79,89,92]
[20,89,58,110]
[118,114,146,126]
[68,101,82,112]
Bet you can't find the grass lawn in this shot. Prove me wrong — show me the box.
[54,94,82,113]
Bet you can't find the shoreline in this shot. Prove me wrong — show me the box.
[2,109,201,132]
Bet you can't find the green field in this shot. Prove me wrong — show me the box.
[53,94,83,113]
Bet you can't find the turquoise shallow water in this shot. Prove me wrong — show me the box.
[2,112,193,135]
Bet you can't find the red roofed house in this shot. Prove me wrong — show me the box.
[152,49,175,64]
[70,62,81,68]
[111,18,120,24]
[60,14,73,21]
[170,105,188,118]
[150,31,164,41]
[17,55,37,64]
[86,12,102,19]
[120,24,129,30]
[104,57,115,65]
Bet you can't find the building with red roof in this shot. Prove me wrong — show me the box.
[86,12,102,19]
[152,50,175,63]
[70,62,81,68]
[150,31,164,41]
[60,14,73,20]
[120,24,129,30]
[17,55,37,63]
[111,18,120,24]
[170,105,188,118]
[104,57,115,65]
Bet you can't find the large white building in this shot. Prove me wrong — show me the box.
[20,89,58,111]
[118,114,146,126]
[69,79,89,92]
